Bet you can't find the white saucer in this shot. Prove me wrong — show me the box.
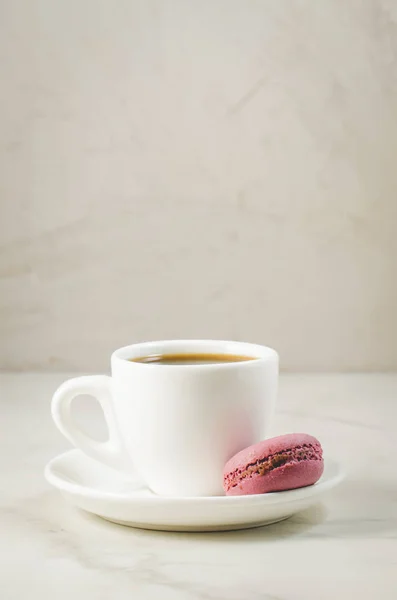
[45,450,344,532]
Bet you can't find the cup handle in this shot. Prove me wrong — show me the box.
[51,375,130,472]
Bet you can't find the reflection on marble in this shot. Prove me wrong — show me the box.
[0,374,396,599]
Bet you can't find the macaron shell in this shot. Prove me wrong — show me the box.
[223,433,324,496]
[224,433,322,476]
[225,458,324,496]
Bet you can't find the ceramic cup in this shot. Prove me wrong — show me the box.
[51,340,278,497]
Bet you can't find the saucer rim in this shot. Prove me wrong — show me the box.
[45,449,345,505]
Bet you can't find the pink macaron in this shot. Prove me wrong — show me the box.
[223,433,324,496]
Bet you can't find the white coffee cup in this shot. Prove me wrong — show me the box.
[51,340,278,497]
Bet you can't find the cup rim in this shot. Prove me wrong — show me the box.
[111,339,278,369]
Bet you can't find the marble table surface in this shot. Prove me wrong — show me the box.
[1,373,396,599]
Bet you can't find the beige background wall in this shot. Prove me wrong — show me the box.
[1,0,397,372]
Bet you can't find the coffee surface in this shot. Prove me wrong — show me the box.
[130,353,256,365]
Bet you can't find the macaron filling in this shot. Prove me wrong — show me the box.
[224,443,323,492]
